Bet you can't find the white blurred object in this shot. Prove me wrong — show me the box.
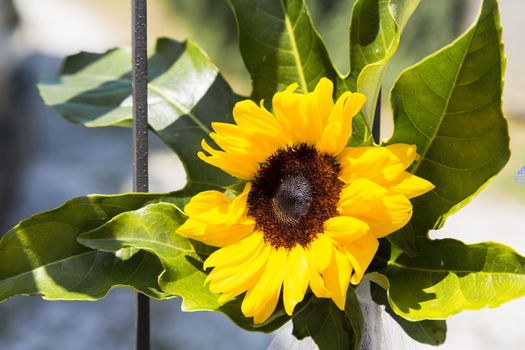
[267,322,317,350]
[357,282,421,350]
[14,0,130,55]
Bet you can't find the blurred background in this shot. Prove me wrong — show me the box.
[0,0,523,349]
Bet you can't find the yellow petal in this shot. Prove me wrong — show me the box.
[344,93,367,119]
[313,77,334,125]
[318,92,366,155]
[176,218,254,247]
[338,147,399,184]
[198,141,259,180]
[323,247,352,310]
[184,191,230,217]
[230,100,287,155]
[389,172,434,199]
[204,231,263,269]
[242,248,287,324]
[337,179,413,238]
[206,243,268,285]
[345,234,379,285]
[283,245,310,315]
[337,178,387,216]
[298,91,324,145]
[210,121,243,136]
[208,134,274,163]
[386,144,418,169]
[295,78,336,146]
[317,92,350,154]
[209,123,275,158]
[206,243,263,283]
[308,234,333,272]
[209,244,272,302]
[367,194,413,237]
[227,182,252,226]
[338,144,418,185]
[272,83,301,142]
[233,100,283,137]
[317,122,342,155]
[323,216,370,245]
[307,261,330,298]
[208,130,251,152]
[272,79,340,147]
[201,102,288,178]
[184,186,251,226]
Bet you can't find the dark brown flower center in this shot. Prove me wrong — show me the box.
[247,143,344,249]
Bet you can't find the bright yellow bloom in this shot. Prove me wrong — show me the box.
[177,78,434,324]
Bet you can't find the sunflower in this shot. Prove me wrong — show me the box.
[177,78,434,324]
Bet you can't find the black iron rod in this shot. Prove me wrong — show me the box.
[132,0,149,350]
[372,89,381,143]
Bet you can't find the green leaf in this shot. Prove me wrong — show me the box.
[78,202,290,332]
[228,0,338,100]
[0,192,178,302]
[292,288,364,350]
[387,0,510,249]
[78,203,217,309]
[228,0,377,147]
[348,0,420,130]
[383,239,525,321]
[370,281,446,345]
[0,184,211,303]
[38,38,239,188]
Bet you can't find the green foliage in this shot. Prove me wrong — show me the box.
[229,0,420,146]
[78,202,291,332]
[228,0,338,100]
[347,0,419,129]
[292,288,364,350]
[0,193,174,302]
[38,38,239,188]
[344,0,420,145]
[1,0,519,347]
[163,0,247,83]
[77,203,215,309]
[385,0,469,91]
[0,190,289,332]
[382,239,525,321]
[0,185,223,303]
[386,0,509,253]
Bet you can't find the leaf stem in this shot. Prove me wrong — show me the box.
[282,1,308,93]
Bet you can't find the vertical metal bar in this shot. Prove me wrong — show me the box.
[372,89,381,144]
[132,1,149,350]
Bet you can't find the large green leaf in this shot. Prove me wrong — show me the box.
[387,0,509,251]
[78,202,290,332]
[38,38,239,188]
[347,0,420,130]
[0,193,175,302]
[382,239,525,321]
[228,0,420,146]
[78,203,216,310]
[228,0,338,100]
[0,184,211,303]
[292,288,364,350]
[370,281,446,345]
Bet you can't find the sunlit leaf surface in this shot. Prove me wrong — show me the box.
[386,0,509,252]
[39,38,240,188]
[383,239,525,321]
